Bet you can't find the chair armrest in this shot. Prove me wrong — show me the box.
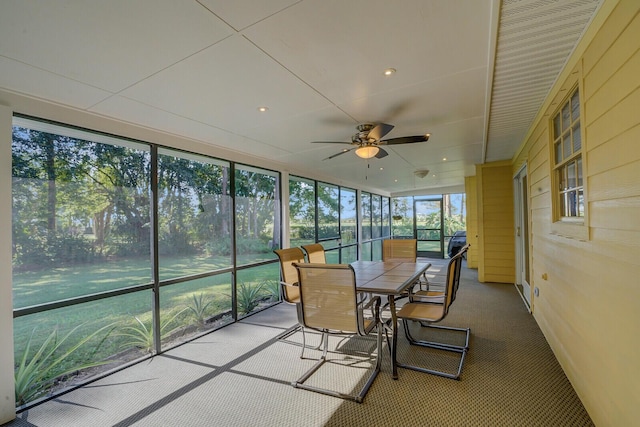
[279,280,298,289]
[279,281,300,304]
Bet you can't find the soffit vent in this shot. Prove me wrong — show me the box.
[485,0,602,162]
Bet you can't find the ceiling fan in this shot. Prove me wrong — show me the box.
[311,123,430,160]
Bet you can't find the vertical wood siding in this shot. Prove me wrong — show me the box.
[465,176,478,268]
[477,162,515,283]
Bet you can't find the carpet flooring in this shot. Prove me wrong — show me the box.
[4,260,594,426]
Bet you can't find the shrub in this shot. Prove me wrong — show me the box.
[205,236,271,256]
[12,228,96,270]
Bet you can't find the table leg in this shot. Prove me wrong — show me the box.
[388,295,399,380]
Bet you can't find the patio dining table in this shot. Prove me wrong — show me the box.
[351,260,432,379]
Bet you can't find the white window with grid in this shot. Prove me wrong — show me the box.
[552,87,584,220]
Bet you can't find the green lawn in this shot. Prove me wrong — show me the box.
[12,253,281,404]
[13,253,275,309]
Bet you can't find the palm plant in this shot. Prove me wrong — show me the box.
[15,323,115,406]
[184,293,215,328]
[235,281,265,314]
[115,308,186,353]
[260,278,281,302]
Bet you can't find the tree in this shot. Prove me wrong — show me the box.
[12,127,152,265]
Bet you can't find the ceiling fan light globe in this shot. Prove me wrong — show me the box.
[355,146,380,159]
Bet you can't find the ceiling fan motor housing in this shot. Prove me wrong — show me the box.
[355,123,376,143]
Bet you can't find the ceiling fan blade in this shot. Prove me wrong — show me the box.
[380,134,430,145]
[323,148,354,160]
[375,147,389,159]
[367,123,394,141]
[311,141,352,144]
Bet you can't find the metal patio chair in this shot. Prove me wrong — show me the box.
[273,247,320,356]
[412,243,470,304]
[301,243,326,263]
[292,263,382,403]
[381,238,428,298]
[395,248,470,379]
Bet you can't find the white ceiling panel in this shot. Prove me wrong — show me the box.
[0,0,233,93]
[91,94,291,160]
[0,0,603,195]
[242,106,358,155]
[197,0,301,31]
[244,0,492,106]
[0,57,110,109]
[118,34,331,134]
[338,67,487,131]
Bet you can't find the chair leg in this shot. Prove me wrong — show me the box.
[398,319,470,380]
[292,327,382,403]
[294,332,330,386]
[300,326,307,359]
[277,325,326,359]
[404,321,470,352]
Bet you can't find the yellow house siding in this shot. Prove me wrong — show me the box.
[476,161,515,283]
[582,0,640,76]
[588,124,640,176]
[464,175,479,269]
[511,1,640,424]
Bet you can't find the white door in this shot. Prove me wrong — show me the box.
[514,166,531,309]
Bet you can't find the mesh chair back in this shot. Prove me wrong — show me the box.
[444,256,458,310]
[382,239,417,262]
[274,248,306,303]
[443,245,469,310]
[301,243,326,263]
[451,244,470,301]
[295,264,361,334]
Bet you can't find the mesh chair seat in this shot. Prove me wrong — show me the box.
[396,301,445,320]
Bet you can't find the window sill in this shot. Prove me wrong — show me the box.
[550,220,589,241]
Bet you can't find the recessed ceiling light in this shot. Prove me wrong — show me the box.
[257,106,268,112]
[394,179,398,182]
[383,68,396,76]
[442,157,447,161]
[379,167,384,171]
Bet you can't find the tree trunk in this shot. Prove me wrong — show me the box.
[272,181,281,249]
[44,135,56,231]
[221,168,229,236]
